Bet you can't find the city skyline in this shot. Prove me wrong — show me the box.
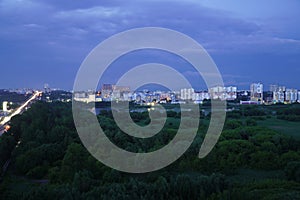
[70,82,300,105]
[0,0,300,90]
[2,81,300,93]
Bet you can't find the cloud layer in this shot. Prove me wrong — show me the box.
[0,0,299,89]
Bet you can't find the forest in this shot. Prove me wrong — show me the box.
[1,102,300,199]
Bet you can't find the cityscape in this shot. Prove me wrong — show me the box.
[73,83,300,105]
[1,81,299,136]
[1,82,299,119]
[1,0,300,199]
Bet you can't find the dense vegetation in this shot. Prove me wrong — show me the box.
[277,107,300,122]
[0,90,29,109]
[1,102,300,199]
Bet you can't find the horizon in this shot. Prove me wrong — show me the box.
[1,81,299,93]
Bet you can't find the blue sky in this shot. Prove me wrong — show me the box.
[0,0,299,90]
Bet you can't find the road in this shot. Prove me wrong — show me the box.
[0,91,42,135]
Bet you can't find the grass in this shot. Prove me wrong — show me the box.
[257,117,300,139]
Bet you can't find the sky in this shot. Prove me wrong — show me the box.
[0,0,299,90]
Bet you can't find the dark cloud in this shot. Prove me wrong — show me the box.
[0,0,299,89]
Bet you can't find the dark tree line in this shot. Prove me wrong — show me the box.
[0,102,300,199]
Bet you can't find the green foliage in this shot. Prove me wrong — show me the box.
[0,90,28,104]
[224,120,243,130]
[285,162,300,182]
[1,102,300,199]
[277,107,300,121]
[0,134,15,166]
[246,118,257,126]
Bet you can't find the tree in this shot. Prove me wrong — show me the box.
[285,161,300,182]
[60,143,89,182]
[0,135,15,167]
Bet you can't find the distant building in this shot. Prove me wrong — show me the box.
[44,83,51,93]
[240,101,261,105]
[74,93,86,99]
[285,89,298,103]
[101,84,130,101]
[112,85,130,93]
[112,86,130,100]
[263,91,273,104]
[123,92,133,101]
[180,88,194,100]
[209,86,237,101]
[87,94,96,103]
[101,84,113,100]
[111,90,121,100]
[193,91,210,101]
[165,92,175,103]
[273,86,286,103]
[250,83,263,103]
[209,86,224,100]
[2,101,8,112]
[237,91,250,102]
[73,92,97,103]
[225,86,238,100]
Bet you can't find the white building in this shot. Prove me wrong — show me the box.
[209,86,237,101]
[2,101,8,112]
[73,93,96,103]
[209,86,224,100]
[74,93,86,99]
[225,86,237,100]
[180,88,194,100]
[193,91,210,101]
[111,90,121,100]
[285,89,298,103]
[273,86,286,103]
[250,83,263,103]
[122,92,133,101]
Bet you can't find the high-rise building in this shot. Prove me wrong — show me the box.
[101,84,113,99]
[263,91,274,104]
[44,83,51,93]
[193,91,210,101]
[209,86,237,101]
[123,92,133,101]
[273,86,286,103]
[250,83,263,103]
[111,85,130,101]
[74,93,86,99]
[209,86,224,100]
[225,86,237,100]
[285,89,298,103]
[180,88,194,100]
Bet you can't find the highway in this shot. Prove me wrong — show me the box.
[0,91,42,135]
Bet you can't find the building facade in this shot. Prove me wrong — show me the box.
[285,89,298,103]
[250,83,263,103]
[209,86,237,101]
[2,101,8,112]
[273,86,286,103]
[180,88,194,100]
